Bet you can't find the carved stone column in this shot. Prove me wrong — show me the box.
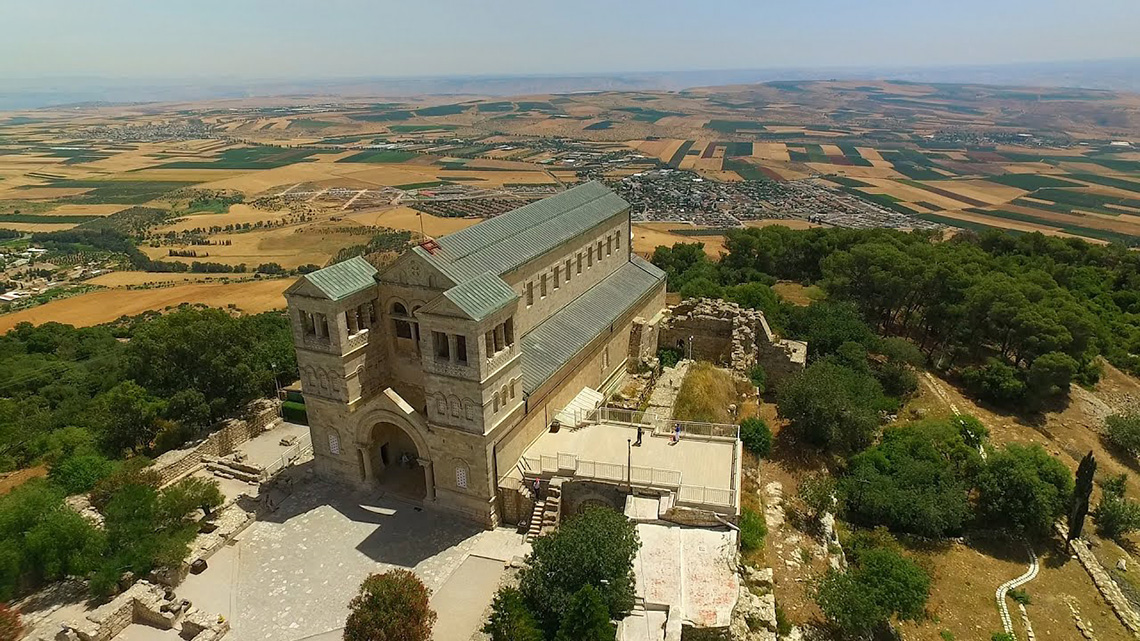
[358,446,373,483]
[418,457,436,501]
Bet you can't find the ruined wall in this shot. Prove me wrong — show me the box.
[151,399,282,486]
[657,298,806,383]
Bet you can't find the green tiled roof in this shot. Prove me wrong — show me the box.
[422,181,629,281]
[301,256,377,301]
[434,271,519,320]
[521,256,665,394]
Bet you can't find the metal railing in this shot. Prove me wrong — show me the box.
[261,433,313,480]
[581,406,739,442]
[520,451,733,509]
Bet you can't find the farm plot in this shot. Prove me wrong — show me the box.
[142,223,376,269]
[0,278,292,331]
[345,206,479,236]
[43,179,199,204]
[155,147,333,170]
[334,149,420,164]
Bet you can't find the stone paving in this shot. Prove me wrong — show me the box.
[178,478,528,641]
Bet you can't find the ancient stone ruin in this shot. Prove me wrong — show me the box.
[657,298,807,383]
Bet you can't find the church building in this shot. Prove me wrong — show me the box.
[284,181,666,525]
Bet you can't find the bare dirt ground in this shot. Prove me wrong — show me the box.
[0,278,291,331]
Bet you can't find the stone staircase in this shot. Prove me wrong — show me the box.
[525,499,545,542]
[203,455,262,484]
[526,480,563,542]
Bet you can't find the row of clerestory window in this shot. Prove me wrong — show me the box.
[524,227,623,308]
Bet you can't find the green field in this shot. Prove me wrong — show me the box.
[395,180,452,190]
[415,104,467,117]
[969,207,1140,245]
[46,180,198,204]
[584,121,614,131]
[347,110,414,122]
[668,141,696,167]
[704,120,766,134]
[986,174,1084,189]
[826,176,871,188]
[154,147,327,170]
[0,213,100,224]
[388,124,459,133]
[1069,173,1140,194]
[335,150,418,164]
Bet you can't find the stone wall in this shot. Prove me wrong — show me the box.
[657,299,806,384]
[1061,524,1140,637]
[152,399,282,486]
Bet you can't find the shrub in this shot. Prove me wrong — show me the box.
[814,544,930,635]
[775,605,792,636]
[483,587,542,641]
[1093,473,1140,540]
[281,401,308,425]
[992,633,1016,641]
[657,347,680,369]
[748,364,767,393]
[795,474,837,525]
[953,414,989,449]
[1008,588,1031,605]
[344,569,436,641]
[49,453,116,495]
[975,444,1074,536]
[739,507,767,553]
[1105,413,1140,456]
[89,458,160,511]
[0,604,21,641]
[841,419,980,537]
[961,360,1026,406]
[739,418,772,457]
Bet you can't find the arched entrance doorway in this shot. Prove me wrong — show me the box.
[365,422,427,499]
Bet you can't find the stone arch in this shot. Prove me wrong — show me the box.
[448,395,462,418]
[434,392,448,417]
[354,407,434,500]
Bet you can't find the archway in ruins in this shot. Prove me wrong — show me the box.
[366,422,427,499]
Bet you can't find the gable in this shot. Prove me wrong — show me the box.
[378,249,458,290]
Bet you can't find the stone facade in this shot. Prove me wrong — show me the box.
[285,184,667,526]
[658,298,806,384]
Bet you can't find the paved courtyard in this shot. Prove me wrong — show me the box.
[178,478,528,641]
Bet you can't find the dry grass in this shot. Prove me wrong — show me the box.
[0,278,291,331]
[673,362,740,424]
[632,223,726,258]
[772,281,824,306]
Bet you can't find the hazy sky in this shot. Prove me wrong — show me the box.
[4,0,1139,79]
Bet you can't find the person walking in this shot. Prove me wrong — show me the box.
[635,425,643,447]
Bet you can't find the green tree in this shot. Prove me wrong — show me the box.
[1026,351,1079,401]
[344,569,436,641]
[101,381,163,454]
[815,544,930,635]
[786,301,876,360]
[555,585,615,641]
[842,419,981,537]
[164,389,211,430]
[1068,451,1096,541]
[776,360,886,454]
[48,453,115,495]
[482,587,543,641]
[975,444,1074,536]
[739,417,772,457]
[678,277,723,300]
[961,360,1026,406]
[519,507,639,635]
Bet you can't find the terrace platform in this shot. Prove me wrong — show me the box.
[519,415,741,513]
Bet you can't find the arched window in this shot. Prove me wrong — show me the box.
[493,393,500,412]
[327,431,341,455]
[455,465,468,489]
[392,302,412,338]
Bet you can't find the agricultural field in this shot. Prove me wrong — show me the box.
[2,78,1139,327]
